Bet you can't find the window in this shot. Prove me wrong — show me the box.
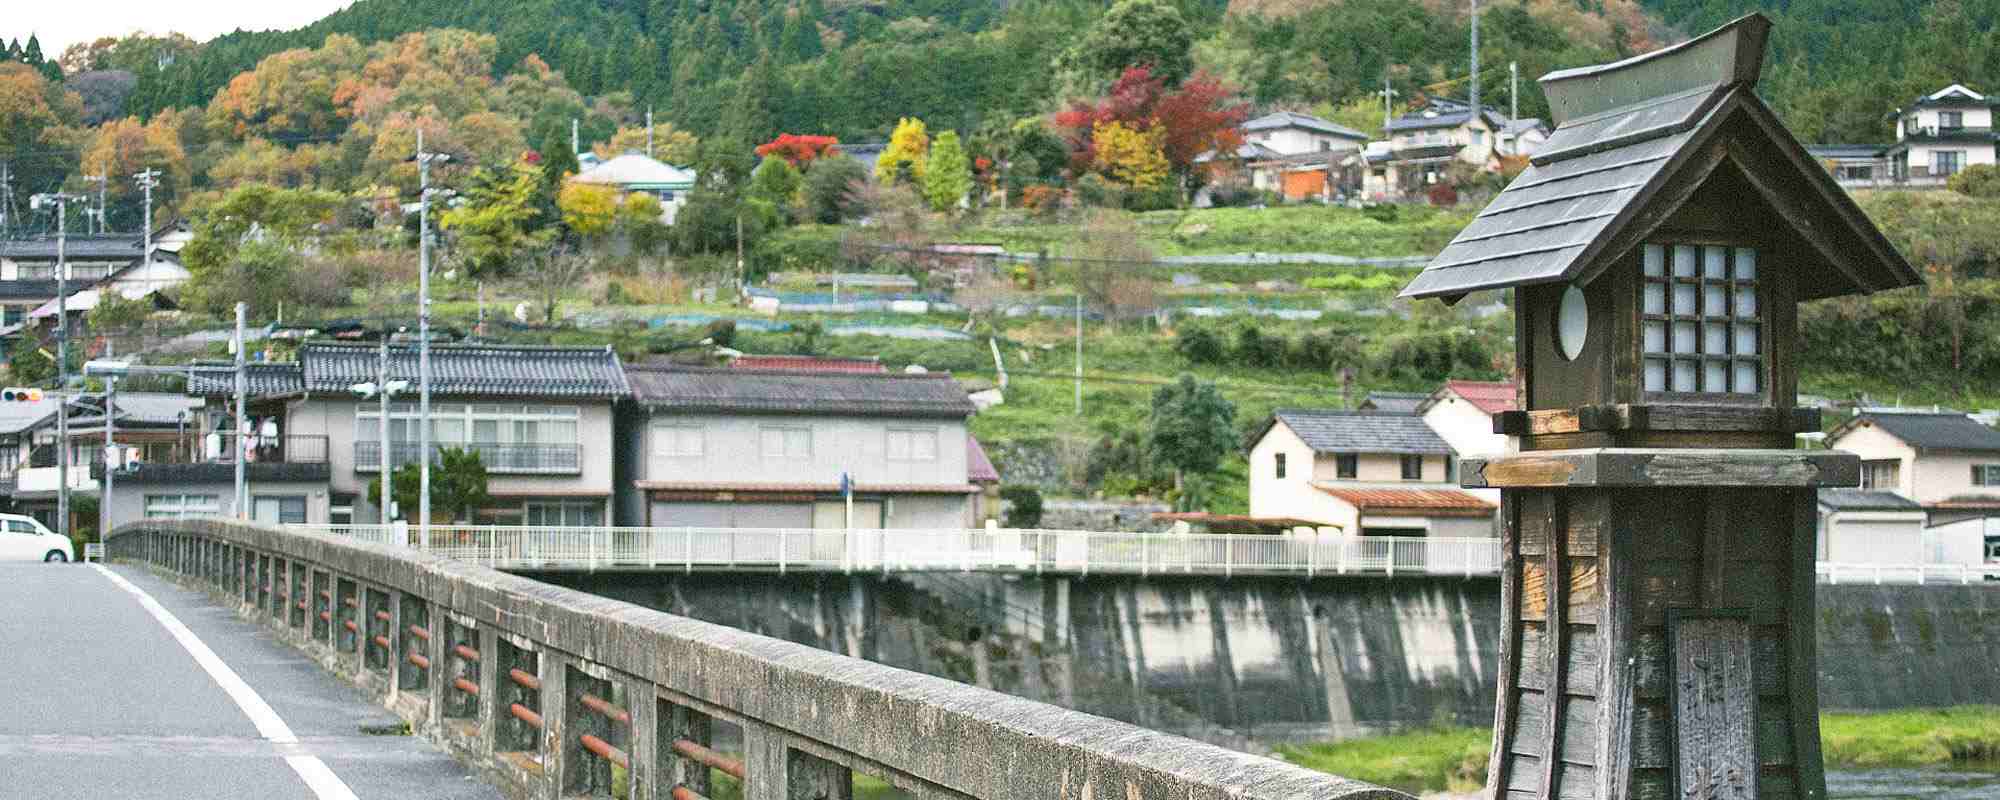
[146,494,220,518]
[1641,243,1763,395]
[357,404,580,452]
[1400,454,1423,480]
[253,495,307,525]
[1336,454,1358,479]
[1445,454,1457,484]
[1934,150,1967,176]
[886,428,938,462]
[652,423,704,457]
[524,501,603,527]
[760,426,812,459]
[1275,453,1287,479]
[1861,459,1901,490]
[1972,464,2000,487]
[1940,111,1964,130]
[7,520,36,534]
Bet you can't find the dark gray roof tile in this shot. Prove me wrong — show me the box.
[1839,412,2000,453]
[293,343,627,400]
[1818,489,1921,511]
[1265,409,1452,455]
[629,366,975,418]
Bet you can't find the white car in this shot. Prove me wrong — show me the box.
[0,514,72,562]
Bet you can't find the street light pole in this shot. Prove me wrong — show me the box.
[414,132,449,549]
[379,340,392,525]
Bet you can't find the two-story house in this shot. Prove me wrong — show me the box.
[1826,410,2000,564]
[1246,409,1493,536]
[0,391,205,531]
[1236,111,1371,201]
[1365,98,1508,200]
[1416,379,1517,505]
[617,365,981,528]
[1885,84,1997,184]
[183,342,631,526]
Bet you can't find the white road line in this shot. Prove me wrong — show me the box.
[93,565,362,800]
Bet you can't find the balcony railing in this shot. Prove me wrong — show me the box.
[208,433,330,465]
[354,441,582,475]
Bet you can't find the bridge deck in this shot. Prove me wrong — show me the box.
[0,563,500,800]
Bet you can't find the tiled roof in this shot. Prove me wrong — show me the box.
[0,235,144,260]
[1316,486,1496,516]
[1807,144,1886,160]
[1835,412,2000,453]
[298,342,629,400]
[1243,111,1369,140]
[636,480,978,495]
[1437,380,1519,415]
[1400,14,1919,301]
[967,434,1000,483]
[1358,392,1428,414]
[730,355,886,373]
[1817,489,1921,512]
[1260,409,1452,455]
[0,280,59,300]
[1384,99,1506,133]
[628,366,975,418]
[187,362,307,398]
[1927,496,2000,510]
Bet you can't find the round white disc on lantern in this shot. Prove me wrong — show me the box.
[1557,284,1589,361]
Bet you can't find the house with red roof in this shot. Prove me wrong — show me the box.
[1418,380,1519,502]
[1245,409,1495,536]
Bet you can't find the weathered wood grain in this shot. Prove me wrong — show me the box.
[1756,701,1793,767]
[1522,562,1551,621]
[1670,613,1757,800]
[1568,564,1602,615]
[1564,632,1600,697]
[1520,624,1550,690]
[1631,769,1670,800]
[1488,493,1526,800]
[1636,560,1698,626]
[1632,702,1671,769]
[1561,698,1601,765]
[1463,450,1860,488]
[1514,691,1549,756]
[1787,490,1829,798]
[1541,494,1570,799]
[1556,764,1599,799]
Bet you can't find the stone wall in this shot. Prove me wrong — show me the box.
[1816,583,2000,710]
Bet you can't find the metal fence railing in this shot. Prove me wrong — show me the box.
[289,524,1504,577]
[286,524,2000,584]
[353,442,582,474]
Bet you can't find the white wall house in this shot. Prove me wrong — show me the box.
[1827,410,2000,565]
[1417,379,1517,505]
[1366,98,1509,200]
[618,364,983,529]
[1815,489,1928,564]
[1246,409,1493,536]
[571,153,698,225]
[1886,84,1998,183]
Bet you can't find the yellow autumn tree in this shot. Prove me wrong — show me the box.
[1091,121,1169,190]
[875,117,929,185]
[592,124,700,166]
[557,182,621,238]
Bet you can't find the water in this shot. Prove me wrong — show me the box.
[1831,768,2000,799]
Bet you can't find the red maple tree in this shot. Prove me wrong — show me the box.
[1050,66,1248,179]
[756,134,842,168]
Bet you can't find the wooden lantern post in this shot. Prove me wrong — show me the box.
[1400,14,1923,800]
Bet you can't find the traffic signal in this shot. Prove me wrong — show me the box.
[1,388,45,402]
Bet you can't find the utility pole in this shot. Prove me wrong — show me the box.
[1380,75,1399,131]
[1073,292,1082,416]
[0,162,12,238]
[378,340,392,525]
[647,107,655,159]
[81,174,109,235]
[1509,61,1519,122]
[1468,0,1480,114]
[32,191,83,539]
[572,118,580,160]
[233,302,247,519]
[101,340,114,540]
[414,131,450,550]
[134,169,160,280]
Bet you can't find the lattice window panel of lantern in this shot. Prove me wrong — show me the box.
[1641,243,1763,396]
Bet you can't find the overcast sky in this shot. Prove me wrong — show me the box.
[8,1,355,59]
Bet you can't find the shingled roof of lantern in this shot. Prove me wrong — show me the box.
[1400,13,1921,302]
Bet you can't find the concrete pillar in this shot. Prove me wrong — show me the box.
[657,702,712,797]
[538,650,570,800]
[475,625,501,759]
[745,729,851,800]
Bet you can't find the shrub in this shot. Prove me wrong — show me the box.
[1948,164,2000,198]
[1075,173,1126,209]
[1000,485,1044,528]
[1362,203,1401,223]
[1173,324,1226,364]
[1020,185,1065,216]
[1425,182,1459,207]
[1232,325,1284,367]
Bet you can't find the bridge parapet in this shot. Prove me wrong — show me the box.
[107,518,1406,800]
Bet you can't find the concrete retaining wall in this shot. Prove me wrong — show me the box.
[106,519,1404,800]
[1817,583,2000,710]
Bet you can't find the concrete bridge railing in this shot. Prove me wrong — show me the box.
[106,518,1406,800]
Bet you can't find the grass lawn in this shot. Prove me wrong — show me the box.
[1282,707,2000,793]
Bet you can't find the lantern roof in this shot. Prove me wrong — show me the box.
[1400,13,1921,302]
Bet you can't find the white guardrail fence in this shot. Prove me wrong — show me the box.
[290,524,1502,576]
[281,524,2000,584]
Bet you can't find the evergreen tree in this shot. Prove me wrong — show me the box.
[922,130,973,212]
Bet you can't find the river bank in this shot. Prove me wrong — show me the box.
[1275,706,2000,796]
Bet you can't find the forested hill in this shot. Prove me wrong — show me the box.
[1638,0,2000,144]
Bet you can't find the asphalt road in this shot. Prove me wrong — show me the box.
[0,562,504,800]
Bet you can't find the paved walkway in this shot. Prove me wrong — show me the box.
[0,563,502,800]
